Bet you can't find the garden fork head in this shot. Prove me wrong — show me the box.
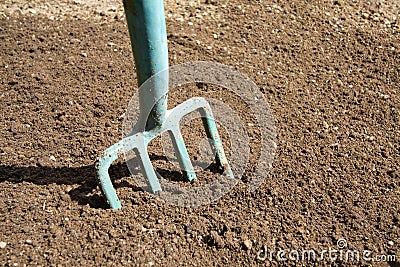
[96,0,233,209]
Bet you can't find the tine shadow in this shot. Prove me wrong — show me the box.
[0,154,226,208]
[156,162,224,183]
[156,168,187,182]
[0,162,141,209]
[149,154,170,161]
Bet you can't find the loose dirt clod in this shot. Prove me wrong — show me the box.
[243,239,252,250]
[209,231,224,248]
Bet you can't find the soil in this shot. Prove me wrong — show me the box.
[0,0,399,266]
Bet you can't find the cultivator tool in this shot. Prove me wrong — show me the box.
[95,0,233,209]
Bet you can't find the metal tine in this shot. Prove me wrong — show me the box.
[96,140,125,210]
[166,97,234,179]
[199,108,234,179]
[96,132,163,209]
[134,145,162,193]
[168,127,197,181]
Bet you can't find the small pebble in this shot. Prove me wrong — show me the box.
[388,241,394,246]
[0,242,6,249]
[243,239,252,250]
[25,239,33,245]
[210,231,224,248]
[361,13,369,19]
[185,225,194,234]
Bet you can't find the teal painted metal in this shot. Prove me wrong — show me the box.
[96,0,233,209]
[124,0,168,130]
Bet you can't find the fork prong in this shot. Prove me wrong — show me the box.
[167,97,234,179]
[168,127,196,181]
[96,140,124,210]
[135,145,162,193]
[200,107,234,179]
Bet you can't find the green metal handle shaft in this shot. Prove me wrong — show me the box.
[123,0,169,130]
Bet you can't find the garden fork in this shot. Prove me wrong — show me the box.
[96,0,233,209]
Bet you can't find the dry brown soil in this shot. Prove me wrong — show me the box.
[0,0,399,266]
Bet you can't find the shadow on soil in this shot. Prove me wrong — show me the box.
[0,161,138,209]
[0,154,223,209]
